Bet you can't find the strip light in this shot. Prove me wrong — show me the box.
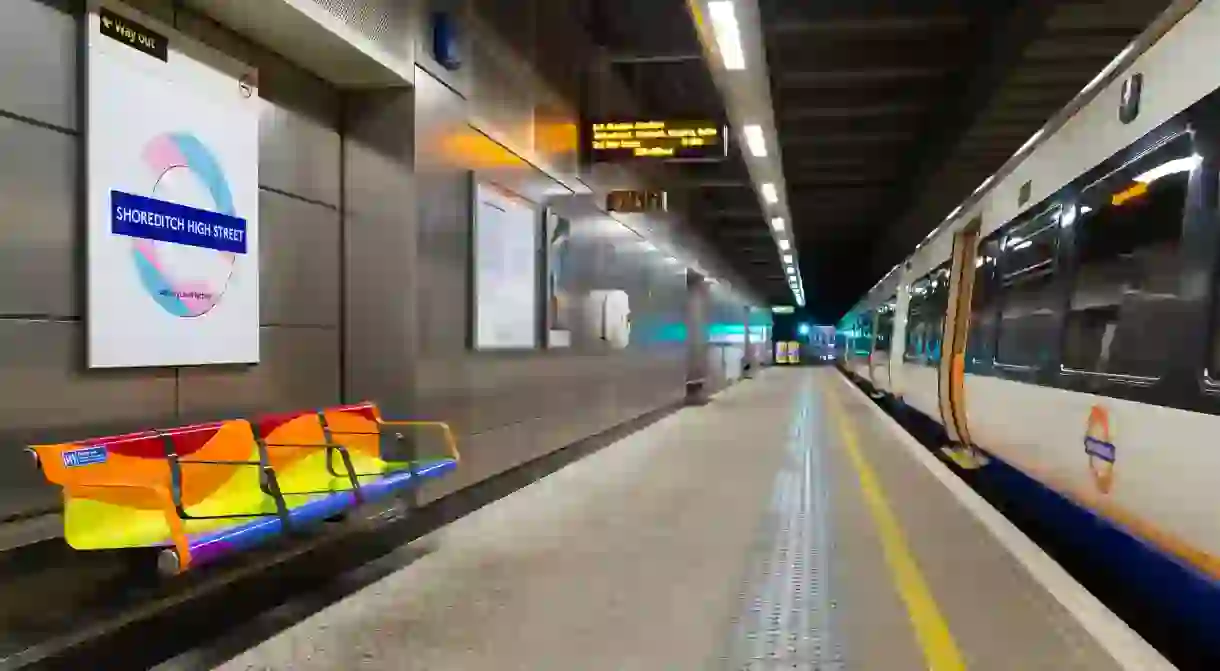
[743,124,767,157]
[770,217,785,231]
[778,238,790,251]
[1134,154,1201,184]
[761,182,778,204]
[707,1,746,71]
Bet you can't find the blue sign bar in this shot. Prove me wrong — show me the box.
[111,190,248,254]
[1084,436,1116,463]
[62,446,109,468]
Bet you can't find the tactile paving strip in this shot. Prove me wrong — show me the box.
[722,393,845,670]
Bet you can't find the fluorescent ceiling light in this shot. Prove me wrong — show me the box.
[786,266,796,275]
[743,124,767,157]
[707,1,746,71]
[770,217,785,231]
[1134,155,1201,183]
[778,238,790,251]
[761,183,778,204]
[782,253,794,263]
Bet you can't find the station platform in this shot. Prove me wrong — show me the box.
[195,369,1171,670]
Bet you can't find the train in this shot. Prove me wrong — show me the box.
[838,0,1220,651]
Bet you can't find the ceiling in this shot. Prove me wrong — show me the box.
[589,0,1173,322]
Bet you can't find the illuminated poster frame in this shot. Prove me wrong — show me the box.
[471,180,540,350]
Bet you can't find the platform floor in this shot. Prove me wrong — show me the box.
[201,368,1170,670]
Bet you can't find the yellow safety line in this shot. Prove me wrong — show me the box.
[824,382,967,671]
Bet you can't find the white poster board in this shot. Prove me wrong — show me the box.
[545,208,572,348]
[86,3,260,368]
[473,182,538,349]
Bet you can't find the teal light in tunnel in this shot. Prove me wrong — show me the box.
[797,323,812,337]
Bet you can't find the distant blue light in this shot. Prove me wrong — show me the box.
[797,323,811,336]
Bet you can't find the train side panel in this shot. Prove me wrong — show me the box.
[900,363,939,423]
[964,373,1220,575]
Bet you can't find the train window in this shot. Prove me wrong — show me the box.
[1064,135,1192,378]
[906,266,950,365]
[905,276,931,362]
[875,299,896,353]
[995,205,1062,368]
[924,266,950,366]
[857,315,873,355]
[967,238,1001,367]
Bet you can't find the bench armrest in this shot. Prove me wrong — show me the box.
[375,420,460,463]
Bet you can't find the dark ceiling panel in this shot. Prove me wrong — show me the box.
[758,0,1172,320]
[585,0,1172,315]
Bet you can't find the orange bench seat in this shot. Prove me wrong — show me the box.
[30,402,457,573]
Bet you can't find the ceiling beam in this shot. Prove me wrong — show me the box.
[778,65,947,87]
[780,102,926,121]
[675,178,752,190]
[781,131,913,146]
[703,209,764,220]
[767,14,968,37]
[606,52,702,65]
[771,39,966,73]
[712,227,773,238]
[789,175,896,187]
[864,0,1060,276]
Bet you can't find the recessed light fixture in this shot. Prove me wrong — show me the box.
[778,238,790,251]
[786,266,796,275]
[743,124,767,157]
[707,1,746,71]
[782,253,793,263]
[770,217,785,231]
[761,183,778,204]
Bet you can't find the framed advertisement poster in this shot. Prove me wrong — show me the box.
[86,3,260,367]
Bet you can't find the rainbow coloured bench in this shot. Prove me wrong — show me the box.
[30,402,458,574]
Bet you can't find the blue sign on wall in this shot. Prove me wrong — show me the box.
[432,12,461,71]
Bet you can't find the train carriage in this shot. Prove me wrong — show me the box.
[839,0,1220,640]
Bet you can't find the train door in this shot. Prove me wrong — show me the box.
[939,219,981,458]
[890,278,911,398]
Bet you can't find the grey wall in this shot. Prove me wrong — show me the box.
[0,0,345,519]
[0,0,760,523]
[412,68,690,502]
[343,88,418,416]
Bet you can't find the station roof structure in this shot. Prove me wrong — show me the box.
[592,0,1173,320]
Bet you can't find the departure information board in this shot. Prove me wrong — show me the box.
[587,120,727,162]
[607,189,667,213]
